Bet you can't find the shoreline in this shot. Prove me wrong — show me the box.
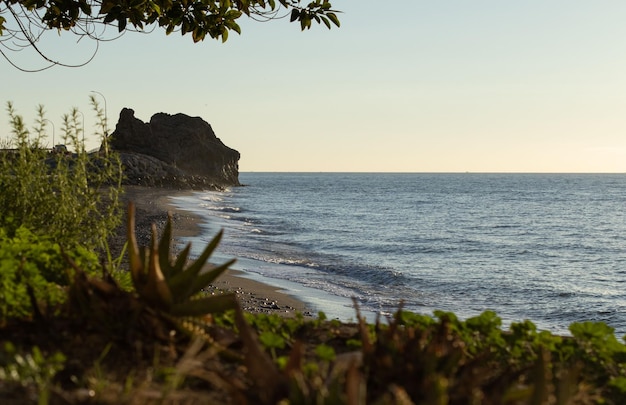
[118,186,313,318]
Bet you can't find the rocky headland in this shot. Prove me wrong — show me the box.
[108,108,240,189]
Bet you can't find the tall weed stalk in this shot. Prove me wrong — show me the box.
[0,99,123,250]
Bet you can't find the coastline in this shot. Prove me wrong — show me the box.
[117,186,313,317]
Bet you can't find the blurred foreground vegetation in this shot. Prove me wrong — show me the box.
[1,103,626,404]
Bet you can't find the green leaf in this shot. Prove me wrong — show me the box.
[148,1,161,14]
[186,259,236,299]
[290,9,299,22]
[327,12,340,27]
[22,0,40,9]
[225,20,241,35]
[171,244,191,276]
[225,10,243,19]
[117,16,127,32]
[465,310,502,334]
[102,12,117,24]
[315,344,336,362]
[78,1,92,15]
[99,0,115,15]
[157,213,174,278]
[169,293,238,317]
[192,28,205,42]
[168,230,223,294]
[570,321,616,342]
[259,331,286,350]
[300,15,311,30]
[609,377,626,394]
[320,15,330,29]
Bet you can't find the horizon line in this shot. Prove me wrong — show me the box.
[239,171,626,175]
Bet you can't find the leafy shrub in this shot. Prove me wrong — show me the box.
[0,226,100,324]
[0,101,123,250]
[569,321,626,398]
[0,342,66,404]
[226,306,626,404]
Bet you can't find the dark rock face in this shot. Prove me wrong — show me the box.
[109,108,240,188]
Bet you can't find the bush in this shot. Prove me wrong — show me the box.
[0,226,100,324]
[0,101,123,250]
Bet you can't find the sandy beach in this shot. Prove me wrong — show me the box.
[113,186,312,318]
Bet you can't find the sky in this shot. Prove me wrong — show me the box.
[2,1,626,173]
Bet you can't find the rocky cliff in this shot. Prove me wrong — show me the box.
[108,108,240,188]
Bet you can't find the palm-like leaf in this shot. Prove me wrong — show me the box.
[126,202,237,318]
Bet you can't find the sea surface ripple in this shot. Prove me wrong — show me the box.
[172,173,626,336]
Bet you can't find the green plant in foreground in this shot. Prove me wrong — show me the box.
[0,100,123,250]
[228,302,626,404]
[62,202,243,347]
[126,202,238,320]
[569,321,626,399]
[0,342,66,404]
[0,226,100,324]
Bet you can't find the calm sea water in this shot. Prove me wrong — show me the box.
[171,173,626,336]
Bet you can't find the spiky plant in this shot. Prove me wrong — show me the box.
[126,202,238,319]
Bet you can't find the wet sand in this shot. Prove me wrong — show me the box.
[117,186,312,318]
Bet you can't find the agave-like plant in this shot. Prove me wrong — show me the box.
[126,202,238,318]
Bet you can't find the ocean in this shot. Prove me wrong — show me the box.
[171,173,626,336]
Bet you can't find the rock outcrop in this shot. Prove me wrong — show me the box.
[108,108,240,188]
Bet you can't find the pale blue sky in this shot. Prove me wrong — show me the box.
[3,1,626,172]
